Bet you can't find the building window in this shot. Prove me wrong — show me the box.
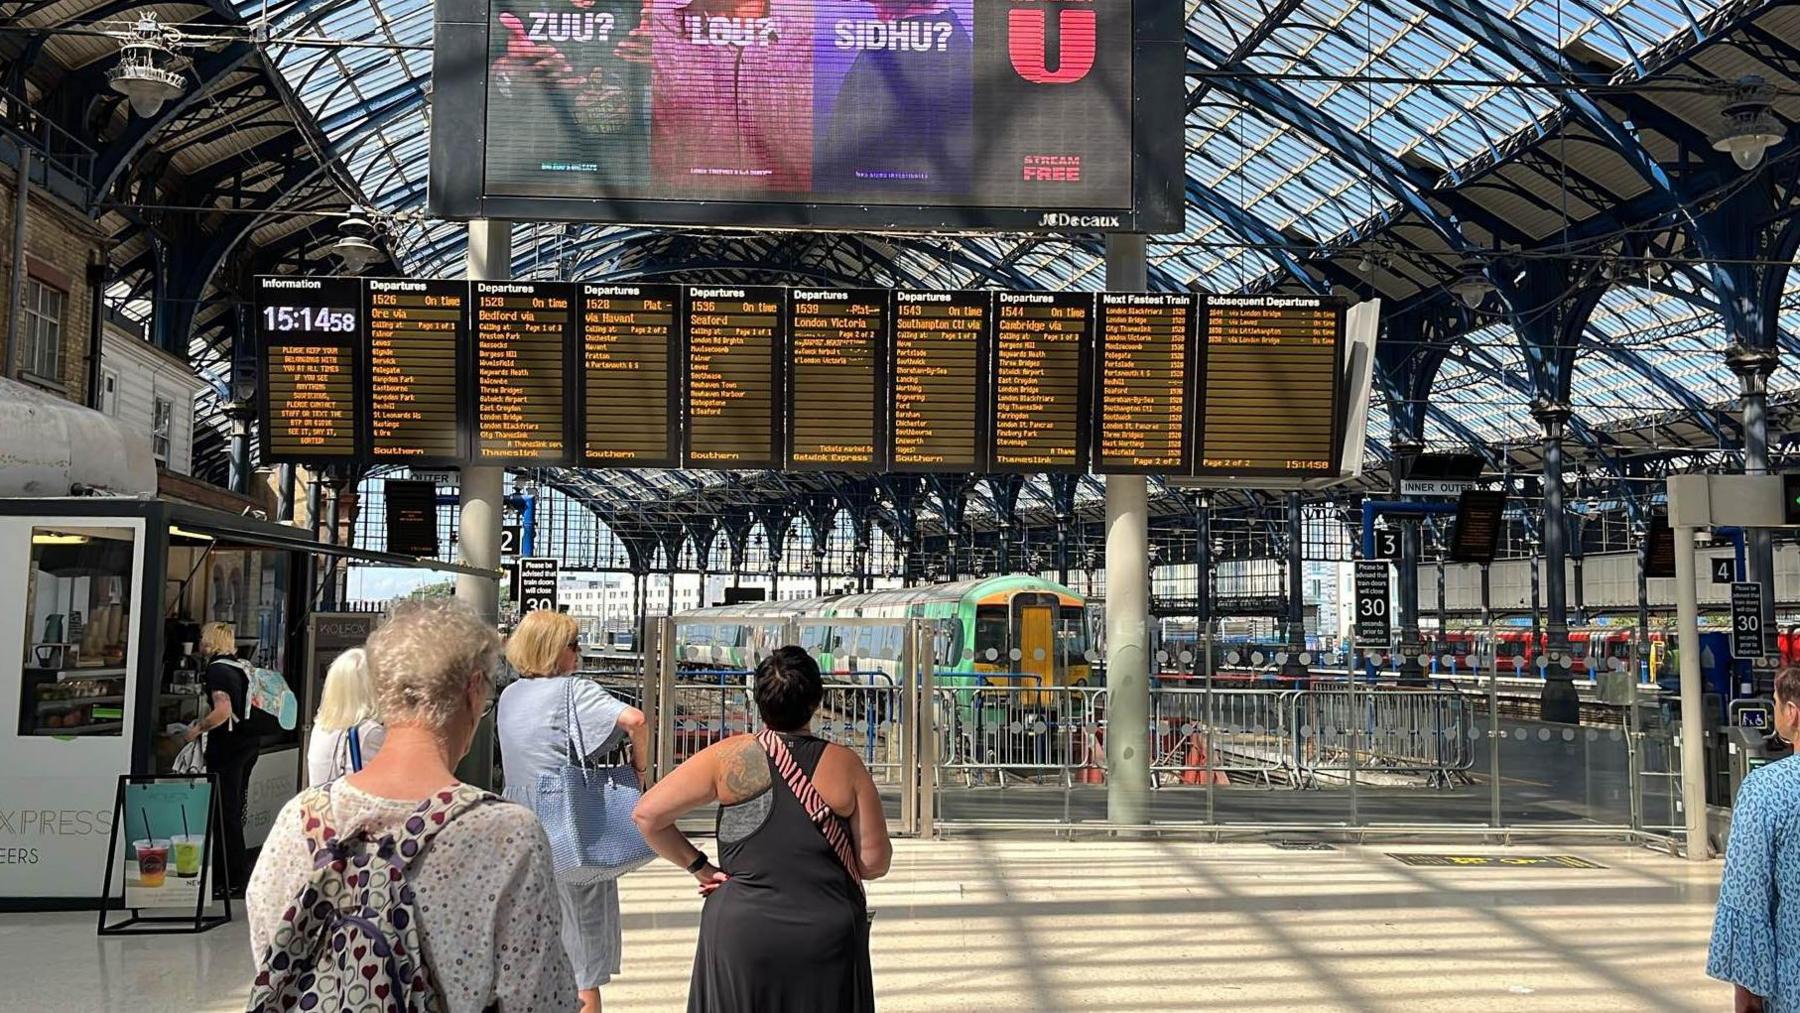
[19,279,65,384]
[100,370,119,416]
[152,395,173,464]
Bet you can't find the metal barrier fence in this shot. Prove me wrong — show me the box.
[1288,688,1475,787]
[934,685,1102,784]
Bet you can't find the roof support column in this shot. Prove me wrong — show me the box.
[1104,233,1149,829]
[1533,401,1579,724]
[456,218,511,790]
[1728,345,1781,664]
[1392,436,1426,686]
[1283,491,1307,678]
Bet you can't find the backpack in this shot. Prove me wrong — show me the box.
[247,782,496,1013]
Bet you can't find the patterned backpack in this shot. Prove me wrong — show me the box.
[247,782,496,1013]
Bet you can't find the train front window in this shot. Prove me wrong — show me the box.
[1059,607,1090,665]
[974,606,1008,663]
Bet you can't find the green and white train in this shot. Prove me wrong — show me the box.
[674,575,1094,689]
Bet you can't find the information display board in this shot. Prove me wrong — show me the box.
[580,283,681,467]
[429,0,1186,233]
[384,479,440,558]
[257,277,361,463]
[366,278,466,463]
[1354,560,1392,648]
[787,288,889,472]
[1731,582,1765,660]
[253,278,1360,480]
[472,281,573,464]
[684,287,784,468]
[890,290,990,472]
[1448,489,1506,565]
[990,292,1090,473]
[1199,295,1345,477]
[518,557,560,614]
[1094,292,1193,474]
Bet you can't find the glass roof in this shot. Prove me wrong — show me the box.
[236,0,1789,457]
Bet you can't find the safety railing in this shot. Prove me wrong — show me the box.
[1148,688,1293,786]
[1289,687,1474,787]
[934,685,1103,784]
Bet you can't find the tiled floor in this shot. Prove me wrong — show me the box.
[3,840,1729,1011]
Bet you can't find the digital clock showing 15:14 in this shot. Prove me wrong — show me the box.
[262,305,358,333]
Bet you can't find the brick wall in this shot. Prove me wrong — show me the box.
[0,167,105,406]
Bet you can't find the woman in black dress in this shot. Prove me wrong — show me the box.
[635,646,892,1011]
[179,621,257,896]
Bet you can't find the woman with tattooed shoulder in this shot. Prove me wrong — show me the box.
[634,646,891,1012]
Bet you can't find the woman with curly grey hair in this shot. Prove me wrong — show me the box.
[246,598,576,1010]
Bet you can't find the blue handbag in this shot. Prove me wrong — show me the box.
[535,679,655,883]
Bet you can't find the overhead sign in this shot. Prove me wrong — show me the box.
[383,479,439,558]
[499,524,521,559]
[1372,528,1401,562]
[1731,582,1764,660]
[1712,557,1736,585]
[257,279,1358,482]
[1353,561,1391,648]
[1448,489,1507,565]
[517,558,559,614]
[1401,479,1473,497]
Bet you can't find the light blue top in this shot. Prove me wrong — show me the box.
[496,676,631,805]
[1710,754,1800,1010]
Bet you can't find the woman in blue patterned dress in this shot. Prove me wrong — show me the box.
[1709,666,1800,1012]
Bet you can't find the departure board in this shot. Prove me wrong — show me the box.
[1095,292,1195,474]
[1199,295,1345,476]
[366,278,465,463]
[991,292,1091,472]
[256,276,361,462]
[684,286,784,469]
[472,281,572,464]
[580,283,680,467]
[891,290,990,472]
[787,288,889,472]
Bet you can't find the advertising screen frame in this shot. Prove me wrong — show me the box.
[427,0,1185,233]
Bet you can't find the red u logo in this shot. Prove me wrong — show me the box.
[1007,7,1097,85]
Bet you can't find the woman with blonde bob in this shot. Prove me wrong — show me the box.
[305,647,387,787]
[498,608,649,1013]
[179,621,257,895]
[247,598,576,1009]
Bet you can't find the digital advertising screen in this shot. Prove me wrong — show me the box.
[472,281,575,464]
[683,286,784,468]
[1198,295,1346,477]
[580,282,682,466]
[256,277,362,463]
[989,290,1089,473]
[365,278,467,464]
[430,0,1185,231]
[787,287,889,471]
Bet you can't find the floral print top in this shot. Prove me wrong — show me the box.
[248,780,577,1012]
[1710,754,1800,1011]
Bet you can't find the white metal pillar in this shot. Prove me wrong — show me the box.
[1104,233,1150,826]
[1671,522,1708,860]
[455,219,510,789]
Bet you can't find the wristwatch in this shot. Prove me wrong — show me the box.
[685,852,709,874]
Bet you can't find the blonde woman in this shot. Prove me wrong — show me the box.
[247,598,575,1009]
[179,621,256,895]
[498,608,649,1013]
[306,647,387,787]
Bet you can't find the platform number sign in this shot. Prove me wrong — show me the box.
[518,558,559,615]
[1731,582,1764,660]
[1373,528,1401,562]
[500,525,521,559]
[1354,561,1392,648]
[1712,557,1735,584]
